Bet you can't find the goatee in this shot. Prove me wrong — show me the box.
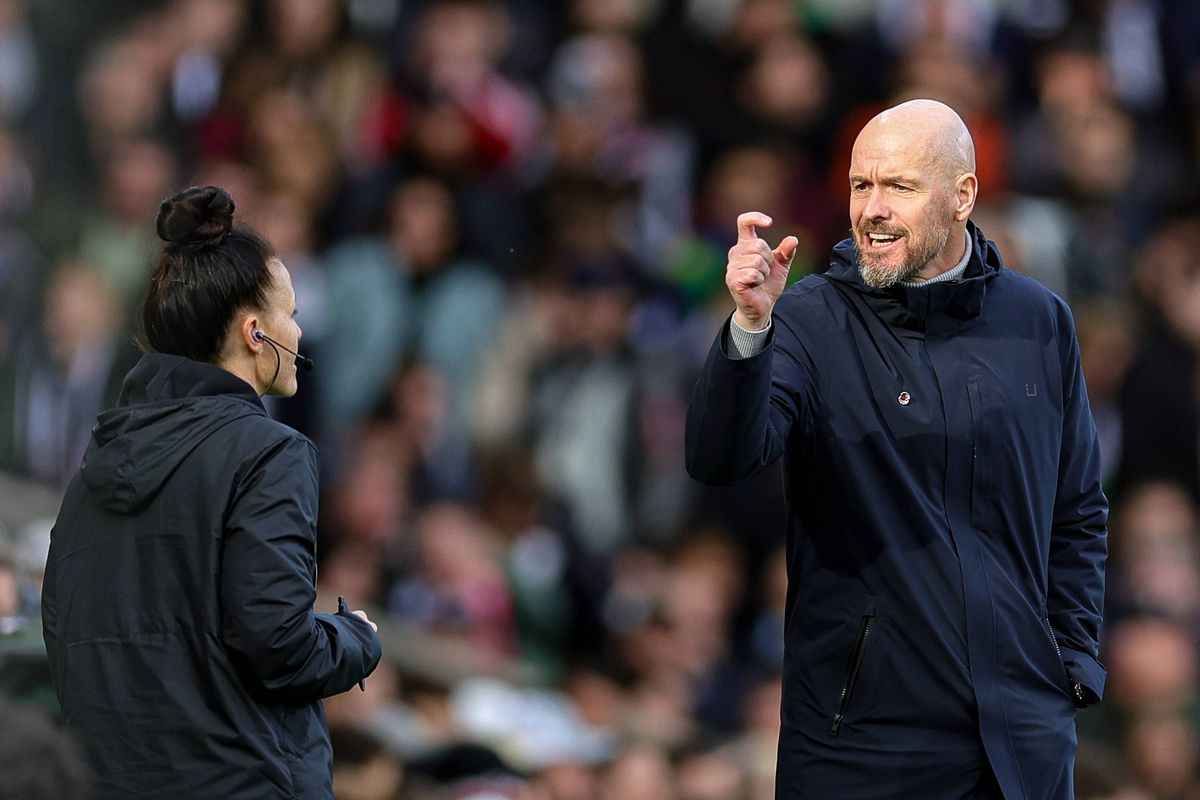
[853,225,949,289]
[855,247,922,288]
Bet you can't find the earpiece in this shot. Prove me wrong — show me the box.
[253,328,314,371]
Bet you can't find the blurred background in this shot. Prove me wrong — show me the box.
[1,0,1200,797]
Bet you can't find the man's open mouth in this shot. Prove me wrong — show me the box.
[866,232,903,249]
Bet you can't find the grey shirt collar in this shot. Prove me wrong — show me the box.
[899,229,972,287]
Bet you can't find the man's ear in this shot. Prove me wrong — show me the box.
[954,173,978,222]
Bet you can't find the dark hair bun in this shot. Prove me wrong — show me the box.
[155,186,235,250]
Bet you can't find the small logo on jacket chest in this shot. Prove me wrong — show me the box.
[1025,383,1038,397]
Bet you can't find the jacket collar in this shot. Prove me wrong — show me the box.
[821,220,1003,330]
[116,353,264,409]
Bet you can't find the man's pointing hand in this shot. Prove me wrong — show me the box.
[726,211,798,332]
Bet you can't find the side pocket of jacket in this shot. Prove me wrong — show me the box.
[830,605,877,737]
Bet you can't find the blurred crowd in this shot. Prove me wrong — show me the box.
[2,0,1200,798]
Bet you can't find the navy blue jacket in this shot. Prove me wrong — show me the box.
[42,354,382,799]
[686,224,1107,799]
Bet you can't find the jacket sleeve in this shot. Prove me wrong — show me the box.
[1048,304,1109,706]
[220,435,381,702]
[41,527,59,684]
[685,297,816,485]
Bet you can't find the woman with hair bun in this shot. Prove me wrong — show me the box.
[41,186,382,800]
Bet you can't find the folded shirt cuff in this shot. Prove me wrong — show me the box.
[727,316,772,359]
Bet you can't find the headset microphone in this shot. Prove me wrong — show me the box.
[253,329,314,371]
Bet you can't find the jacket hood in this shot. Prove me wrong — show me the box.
[81,353,264,514]
[821,220,1004,330]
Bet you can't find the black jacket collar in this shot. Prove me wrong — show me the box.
[117,353,263,409]
[821,220,1003,331]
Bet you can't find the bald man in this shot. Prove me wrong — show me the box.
[686,100,1107,799]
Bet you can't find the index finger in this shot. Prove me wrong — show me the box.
[737,212,773,241]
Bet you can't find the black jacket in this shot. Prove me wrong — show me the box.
[687,224,1107,799]
[41,354,381,799]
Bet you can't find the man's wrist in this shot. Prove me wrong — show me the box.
[732,310,771,332]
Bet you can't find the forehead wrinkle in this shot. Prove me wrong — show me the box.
[850,144,931,189]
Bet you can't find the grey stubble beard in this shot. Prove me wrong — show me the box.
[853,224,950,289]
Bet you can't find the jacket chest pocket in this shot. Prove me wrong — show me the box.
[966,373,1058,533]
[967,378,991,503]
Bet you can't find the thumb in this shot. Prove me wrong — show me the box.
[774,235,799,267]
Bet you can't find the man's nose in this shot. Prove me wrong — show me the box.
[863,188,890,221]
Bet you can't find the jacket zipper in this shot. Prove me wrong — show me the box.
[830,613,874,736]
[1044,617,1069,678]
